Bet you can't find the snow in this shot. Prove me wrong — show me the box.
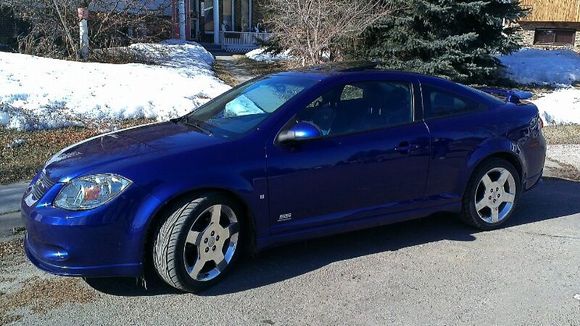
[531,88,580,125]
[499,48,580,87]
[0,40,230,131]
[1,43,577,130]
[499,48,580,125]
[245,48,293,62]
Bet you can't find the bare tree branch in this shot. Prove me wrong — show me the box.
[264,0,398,65]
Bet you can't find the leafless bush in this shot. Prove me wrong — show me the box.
[89,46,157,64]
[5,0,171,59]
[262,0,399,65]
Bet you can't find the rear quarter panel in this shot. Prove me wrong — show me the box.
[424,99,545,204]
[457,102,545,195]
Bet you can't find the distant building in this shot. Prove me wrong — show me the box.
[170,0,271,52]
[519,0,580,50]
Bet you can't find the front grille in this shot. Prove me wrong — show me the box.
[31,172,56,201]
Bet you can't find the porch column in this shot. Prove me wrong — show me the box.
[249,0,252,31]
[178,0,186,40]
[213,0,220,45]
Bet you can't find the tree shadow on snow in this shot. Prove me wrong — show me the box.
[85,178,580,297]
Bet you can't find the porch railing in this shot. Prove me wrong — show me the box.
[219,31,273,51]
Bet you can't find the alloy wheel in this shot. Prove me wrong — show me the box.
[182,204,240,282]
[474,167,517,224]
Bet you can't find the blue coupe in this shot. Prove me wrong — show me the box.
[22,64,546,292]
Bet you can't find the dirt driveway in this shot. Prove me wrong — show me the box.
[1,178,579,325]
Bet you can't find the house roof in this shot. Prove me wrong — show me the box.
[520,0,580,23]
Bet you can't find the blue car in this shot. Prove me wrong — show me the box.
[22,65,546,292]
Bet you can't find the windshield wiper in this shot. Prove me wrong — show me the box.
[181,116,213,136]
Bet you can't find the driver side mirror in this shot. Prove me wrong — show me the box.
[277,122,323,143]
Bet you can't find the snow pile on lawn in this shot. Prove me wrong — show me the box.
[499,48,580,86]
[245,48,293,62]
[0,40,230,131]
[532,88,580,125]
[499,48,580,125]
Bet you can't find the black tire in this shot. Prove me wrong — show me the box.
[461,158,521,230]
[152,193,244,293]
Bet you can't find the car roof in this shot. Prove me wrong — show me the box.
[271,62,451,84]
[268,63,504,106]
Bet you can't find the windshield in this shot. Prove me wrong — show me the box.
[183,75,318,137]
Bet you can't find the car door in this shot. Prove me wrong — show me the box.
[265,78,431,234]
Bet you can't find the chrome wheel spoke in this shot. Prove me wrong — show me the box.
[475,199,488,211]
[210,204,222,224]
[212,250,227,271]
[189,256,206,279]
[481,174,493,189]
[497,170,510,186]
[186,230,202,246]
[490,207,499,223]
[502,192,515,204]
[224,222,240,238]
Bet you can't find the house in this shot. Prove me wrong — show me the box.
[170,0,272,52]
[519,0,580,50]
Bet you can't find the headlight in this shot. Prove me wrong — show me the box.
[54,174,132,210]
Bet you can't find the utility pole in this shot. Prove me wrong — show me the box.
[77,0,89,60]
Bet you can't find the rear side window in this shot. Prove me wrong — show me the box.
[340,85,364,101]
[423,84,485,119]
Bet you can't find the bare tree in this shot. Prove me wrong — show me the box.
[263,0,399,65]
[5,0,171,59]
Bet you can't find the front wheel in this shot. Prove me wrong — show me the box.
[152,194,243,293]
[461,158,521,230]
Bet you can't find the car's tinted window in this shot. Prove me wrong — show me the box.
[423,84,486,119]
[295,81,413,136]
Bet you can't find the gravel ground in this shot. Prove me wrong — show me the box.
[1,178,579,325]
[544,145,580,181]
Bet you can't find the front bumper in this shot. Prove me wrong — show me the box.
[24,233,141,277]
[21,180,161,278]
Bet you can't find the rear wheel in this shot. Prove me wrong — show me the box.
[152,194,243,292]
[461,158,520,230]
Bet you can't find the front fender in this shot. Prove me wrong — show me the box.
[127,168,267,269]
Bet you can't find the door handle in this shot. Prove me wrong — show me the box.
[395,141,411,154]
[395,142,421,154]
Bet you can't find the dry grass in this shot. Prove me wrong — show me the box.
[542,125,580,145]
[213,60,241,86]
[237,57,291,76]
[213,56,290,87]
[0,119,155,185]
[0,239,23,261]
[0,277,98,324]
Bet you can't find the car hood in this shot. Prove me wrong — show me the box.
[43,121,225,181]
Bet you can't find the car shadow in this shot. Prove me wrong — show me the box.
[85,178,580,297]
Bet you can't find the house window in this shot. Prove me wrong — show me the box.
[534,29,576,45]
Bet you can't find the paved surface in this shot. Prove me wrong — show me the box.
[1,178,579,325]
[0,181,27,215]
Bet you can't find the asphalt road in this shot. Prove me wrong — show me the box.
[3,178,580,325]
